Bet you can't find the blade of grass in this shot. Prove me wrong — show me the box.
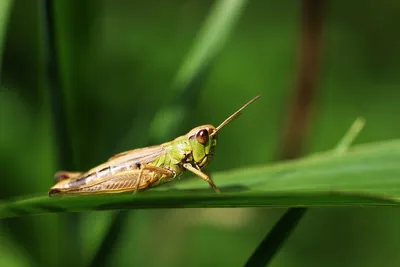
[254,117,366,267]
[149,0,248,143]
[0,0,13,41]
[334,117,366,155]
[1,138,400,219]
[244,117,366,266]
[244,208,307,267]
[88,2,249,266]
[173,0,247,91]
[252,1,326,266]
[87,211,130,267]
[40,1,79,266]
[41,0,74,169]
[0,0,14,82]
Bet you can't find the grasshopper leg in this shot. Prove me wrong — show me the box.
[183,163,220,193]
[134,167,144,193]
[133,164,175,193]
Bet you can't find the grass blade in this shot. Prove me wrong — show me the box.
[253,1,326,265]
[149,0,248,143]
[173,0,247,91]
[1,139,400,219]
[334,117,366,155]
[88,2,249,265]
[244,208,306,267]
[244,116,365,266]
[86,211,130,267]
[41,0,74,169]
[0,0,14,81]
[40,1,80,266]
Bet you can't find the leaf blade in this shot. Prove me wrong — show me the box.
[1,139,400,219]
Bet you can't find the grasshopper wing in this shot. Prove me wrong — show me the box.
[49,170,148,195]
[107,145,165,165]
[49,145,167,196]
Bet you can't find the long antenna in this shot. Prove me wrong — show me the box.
[211,94,261,135]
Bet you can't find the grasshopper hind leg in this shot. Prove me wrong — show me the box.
[132,164,176,194]
[133,167,144,193]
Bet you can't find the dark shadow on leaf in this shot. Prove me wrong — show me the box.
[165,184,250,193]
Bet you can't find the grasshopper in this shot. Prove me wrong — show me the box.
[49,95,260,196]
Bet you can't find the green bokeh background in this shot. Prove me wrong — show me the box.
[1,1,400,266]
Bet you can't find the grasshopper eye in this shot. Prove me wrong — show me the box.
[196,129,209,144]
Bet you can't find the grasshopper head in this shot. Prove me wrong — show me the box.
[186,95,261,169]
[187,125,217,169]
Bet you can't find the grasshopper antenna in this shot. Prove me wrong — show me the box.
[211,94,261,136]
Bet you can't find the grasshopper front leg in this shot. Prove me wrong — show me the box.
[183,163,220,193]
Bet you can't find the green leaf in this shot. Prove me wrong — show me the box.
[1,139,399,219]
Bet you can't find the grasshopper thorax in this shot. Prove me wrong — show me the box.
[187,124,217,169]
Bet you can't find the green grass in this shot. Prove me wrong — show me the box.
[1,138,399,219]
[2,2,400,267]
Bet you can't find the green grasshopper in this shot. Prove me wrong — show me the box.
[49,95,260,196]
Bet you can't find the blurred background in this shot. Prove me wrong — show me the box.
[1,1,400,266]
